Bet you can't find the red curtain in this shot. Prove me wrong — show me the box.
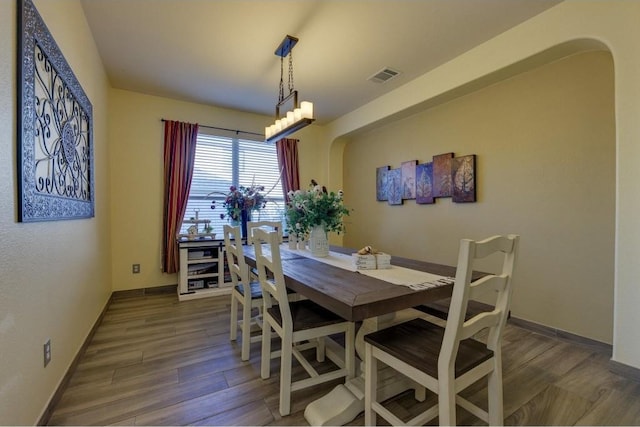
[276,138,300,202]
[162,120,199,274]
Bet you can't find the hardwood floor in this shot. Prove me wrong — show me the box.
[48,290,640,426]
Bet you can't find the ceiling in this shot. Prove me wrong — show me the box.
[80,0,561,126]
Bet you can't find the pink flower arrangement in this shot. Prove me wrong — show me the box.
[211,184,266,221]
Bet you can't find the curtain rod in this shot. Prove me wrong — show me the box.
[161,118,264,137]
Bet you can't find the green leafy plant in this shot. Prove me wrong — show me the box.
[285,180,350,237]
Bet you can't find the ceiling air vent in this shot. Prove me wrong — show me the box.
[368,67,400,84]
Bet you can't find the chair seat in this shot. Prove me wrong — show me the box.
[234,282,263,299]
[235,281,296,300]
[415,299,496,321]
[267,299,347,332]
[364,318,493,378]
[414,302,449,320]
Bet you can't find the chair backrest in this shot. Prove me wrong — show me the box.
[438,234,520,375]
[247,221,283,245]
[252,228,293,331]
[223,224,251,292]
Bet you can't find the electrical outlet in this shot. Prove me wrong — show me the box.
[44,339,51,367]
[132,264,140,274]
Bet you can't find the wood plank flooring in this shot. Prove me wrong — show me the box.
[48,290,640,426]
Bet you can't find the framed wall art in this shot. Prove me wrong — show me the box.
[415,162,434,204]
[374,153,477,205]
[17,0,94,222]
[376,165,389,201]
[452,154,476,203]
[432,152,453,198]
[401,160,417,200]
[386,168,403,205]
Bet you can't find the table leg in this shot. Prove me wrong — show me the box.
[304,308,425,426]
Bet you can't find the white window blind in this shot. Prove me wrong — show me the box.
[180,133,286,236]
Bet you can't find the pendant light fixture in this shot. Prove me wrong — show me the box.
[264,35,314,143]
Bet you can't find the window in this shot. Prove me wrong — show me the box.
[180,133,285,236]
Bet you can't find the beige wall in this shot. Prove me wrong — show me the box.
[0,0,111,424]
[108,89,325,291]
[343,51,615,343]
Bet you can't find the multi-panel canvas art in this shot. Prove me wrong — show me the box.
[377,152,476,206]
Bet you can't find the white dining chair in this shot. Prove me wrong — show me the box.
[224,224,263,361]
[364,234,520,426]
[252,228,356,416]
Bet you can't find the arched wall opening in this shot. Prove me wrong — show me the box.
[321,38,616,345]
[319,1,640,369]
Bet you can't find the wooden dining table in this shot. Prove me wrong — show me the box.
[243,244,485,425]
[243,245,484,321]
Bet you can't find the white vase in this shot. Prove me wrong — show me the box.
[308,225,329,257]
[288,233,298,249]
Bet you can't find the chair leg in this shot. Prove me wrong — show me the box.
[438,373,456,426]
[364,343,377,426]
[488,357,504,426]
[261,319,272,379]
[230,294,238,342]
[279,334,293,416]
[316,337,326,362]
[346,322,355,379]
[241,301,252,361]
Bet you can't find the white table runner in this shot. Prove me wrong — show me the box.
[282,246,454,291]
